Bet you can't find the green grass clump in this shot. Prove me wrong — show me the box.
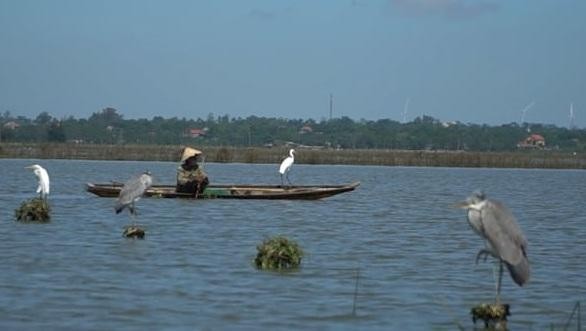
[471,303,510,329]
[254,236,304,271]
[15,198,51,222]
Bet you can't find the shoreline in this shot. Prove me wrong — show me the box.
[0,142,584,169]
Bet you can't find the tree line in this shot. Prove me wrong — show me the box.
[1,108,584,152]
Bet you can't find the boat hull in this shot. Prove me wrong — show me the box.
[86,182,359,200]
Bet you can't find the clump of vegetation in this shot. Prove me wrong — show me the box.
[471,303,510,329]
[123,225,145,239]
[15,198,51,222]
[254,236,304,271]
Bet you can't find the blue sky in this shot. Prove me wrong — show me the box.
[1,0,584,127]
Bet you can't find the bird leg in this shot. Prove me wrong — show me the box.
[280,174,285,187]
[475,249,494,264]
[495,260,503,304]
[38,193,49,208]
[129,202,136,225]
[286,171,292,186]
[475,248,504,303]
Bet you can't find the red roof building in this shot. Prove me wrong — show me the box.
[185,128,208,138]
[517,134,545,149]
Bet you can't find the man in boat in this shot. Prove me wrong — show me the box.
[176,147,209,197]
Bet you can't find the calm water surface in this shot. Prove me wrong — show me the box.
[0,159,584,330]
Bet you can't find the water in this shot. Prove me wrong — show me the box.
[0,159,584,330]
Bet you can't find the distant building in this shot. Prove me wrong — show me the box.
[441,121,458,128]
[299,125,313,134]
[517,134,545,149]
[3,121,19,130]
[185,128,208,138]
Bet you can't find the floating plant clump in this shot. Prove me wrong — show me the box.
[471,303,510,329]
[254,236,304,271]
[15,198,51,222]
[123,225,146,239]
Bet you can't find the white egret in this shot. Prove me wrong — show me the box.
[115,172,153,222]
[25,164,50,200]
[279,149,295,186]
[456,191,530,302]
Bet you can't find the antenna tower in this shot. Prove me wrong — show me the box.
[569,103,575,129]
[520,101,535,124]
[329,93,333,120]
[402,98,410,123]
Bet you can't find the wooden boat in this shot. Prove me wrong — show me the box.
[86,181,359,200]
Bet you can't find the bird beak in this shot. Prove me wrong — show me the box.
[24,165,33,169]
[452,201,470,209]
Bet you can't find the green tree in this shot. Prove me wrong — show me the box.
[47,121,66,142]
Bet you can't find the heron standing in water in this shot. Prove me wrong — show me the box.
[279,149,295,187]
[115,171,153,223]
[25,164,50,201]
[456,191,530,302]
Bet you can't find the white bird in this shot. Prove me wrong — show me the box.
[25,164,50,200]
[115,172,153,220]
[279,149,295,186]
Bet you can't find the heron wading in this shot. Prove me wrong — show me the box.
[456,191,530,302]
[115,171,153,224]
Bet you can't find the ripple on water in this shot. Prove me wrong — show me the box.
[0,160,584,329]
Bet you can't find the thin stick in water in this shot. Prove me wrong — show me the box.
[352,268,360,316]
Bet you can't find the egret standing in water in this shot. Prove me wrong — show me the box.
[25,164,50,200]
[279,149,295,187]
[115,171,153,223]
[456,191,530,302]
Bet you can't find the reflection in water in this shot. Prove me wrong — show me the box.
[0,159,584,329]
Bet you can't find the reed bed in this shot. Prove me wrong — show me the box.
[1,143,585,169]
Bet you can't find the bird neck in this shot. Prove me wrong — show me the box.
[468,200,487,211]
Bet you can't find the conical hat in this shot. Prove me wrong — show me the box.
[180,147,202,162]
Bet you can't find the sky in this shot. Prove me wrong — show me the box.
[0,0,585,127]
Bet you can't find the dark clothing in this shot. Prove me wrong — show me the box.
[176,166,209,195]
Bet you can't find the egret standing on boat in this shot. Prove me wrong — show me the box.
[25,164,50,200]
[455,191,530,302]
[115,172,153,220]
[279,149,295,186]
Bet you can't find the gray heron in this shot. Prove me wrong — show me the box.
[25,164,50,200]
[456,191,530,302]
[279,149,295,186]
[115,172,153,221]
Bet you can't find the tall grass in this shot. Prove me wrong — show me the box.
[1,143,584,169]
